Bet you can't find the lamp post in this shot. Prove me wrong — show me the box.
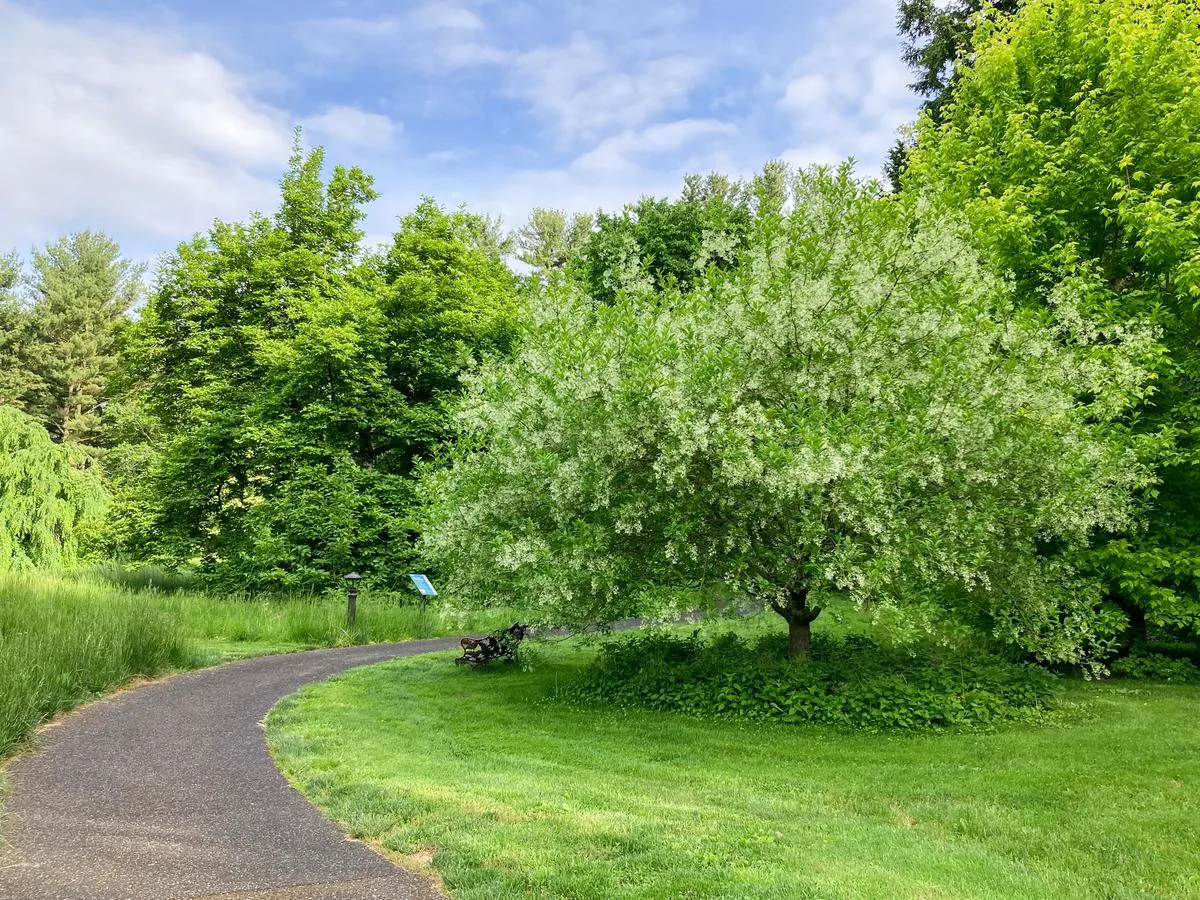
[344,572,362,626]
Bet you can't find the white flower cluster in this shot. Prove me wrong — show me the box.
[420,165,1153,663]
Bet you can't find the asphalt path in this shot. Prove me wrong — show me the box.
[0,640,461,899]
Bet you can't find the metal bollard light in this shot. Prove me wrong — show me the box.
[344,572,362,626]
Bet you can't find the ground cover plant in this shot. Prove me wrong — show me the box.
[267,627,1200,899]
[560,630,1056,730]
[1111,650,1200,683]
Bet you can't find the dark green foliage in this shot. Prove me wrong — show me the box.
[0,234,139,450]
[116,144,517,590]
[559,631,1057,730]
[0,252,38,407]
[577,174,752,304]
[1110,651,1200,682]
[25,232,143,446]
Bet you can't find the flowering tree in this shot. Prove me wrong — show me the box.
[422,166,1154,662]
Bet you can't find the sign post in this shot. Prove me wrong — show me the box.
[408,573,437,617]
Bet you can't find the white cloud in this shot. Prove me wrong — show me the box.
[508,37,709,141]
[298,8,508,73]
[408,5,486,32]
[574,119,738,175]
[0,4,292,253]
[450,118,741,234]
[301,106,400,154]
[777,0,917,176]
[781,74,830,109]
[0,0,923,264]
[780,144,843,170]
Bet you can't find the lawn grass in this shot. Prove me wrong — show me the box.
[267,630,1200,899]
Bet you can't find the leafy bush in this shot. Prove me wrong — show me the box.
[1111,652,1200,683]
[557,631,1057,730]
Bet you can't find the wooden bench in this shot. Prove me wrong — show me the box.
[455,622,528,667]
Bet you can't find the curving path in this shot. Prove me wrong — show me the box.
[0,640,460,899]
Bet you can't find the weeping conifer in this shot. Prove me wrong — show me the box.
[0,406,104,570]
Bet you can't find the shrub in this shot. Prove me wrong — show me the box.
[1111,652,1200,683]
[556,631,1058,730]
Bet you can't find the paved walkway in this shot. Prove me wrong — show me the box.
[0,641,460,899]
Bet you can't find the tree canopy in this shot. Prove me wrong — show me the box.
[575,173,753,304]
[116,146,518,589]
[905,0,1200,636]
[422,166,1153,662]
[0,232,139,451]
[897,0,1021,120]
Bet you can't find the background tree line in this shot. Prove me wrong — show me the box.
[0,0,1196,661]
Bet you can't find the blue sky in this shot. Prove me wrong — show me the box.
[0,0,920,263]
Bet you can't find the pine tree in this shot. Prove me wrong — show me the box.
[0,252,39,409]
[24,232,142,447]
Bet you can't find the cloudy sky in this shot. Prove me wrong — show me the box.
[0,0,920,263]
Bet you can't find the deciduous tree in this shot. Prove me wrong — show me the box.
[514,208,593,274]
[121,146,517,588]
[0,406,104,571]
[578,174,752,304]
[422,166,1153,664]
[905,0,1200,638]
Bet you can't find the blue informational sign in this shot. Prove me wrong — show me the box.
[408,573,438,596]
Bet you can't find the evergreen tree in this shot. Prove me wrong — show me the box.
[0,252,39,409]
[0,405,104,571]
[23,232,142,447]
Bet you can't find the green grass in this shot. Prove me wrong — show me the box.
[0,569,516,761]
[0,572,194,759]
[267,632,1200,899]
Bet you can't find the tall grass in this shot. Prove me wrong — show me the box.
[163,591,508,652]
[0,569,517,759]
[0,573,194,757]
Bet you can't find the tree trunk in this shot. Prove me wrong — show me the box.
[772,587,821,661]
[1125,603,1148,648]
[788,616,812,659]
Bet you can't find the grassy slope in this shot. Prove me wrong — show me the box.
[268,641,1200,900]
